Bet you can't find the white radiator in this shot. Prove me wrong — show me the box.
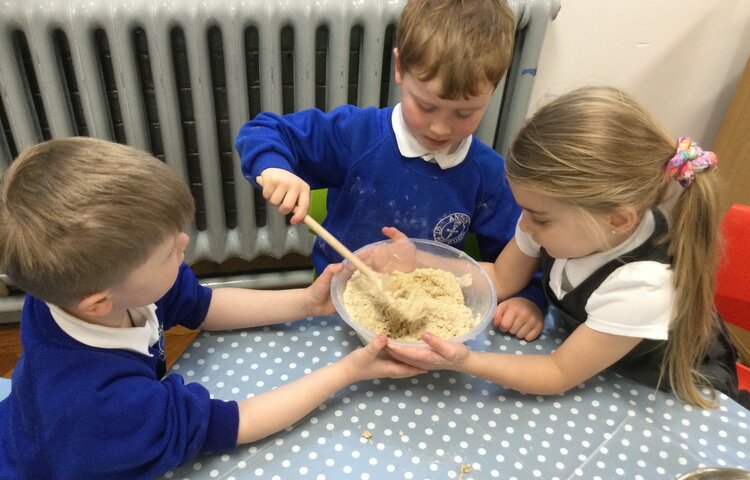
[0,0,559,319]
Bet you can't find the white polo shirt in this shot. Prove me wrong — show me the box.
[515,209,673,340]
[48,303,161,355]
[391,103,472,169]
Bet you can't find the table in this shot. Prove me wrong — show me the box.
[163,312,749,480]
[0,378,10,401]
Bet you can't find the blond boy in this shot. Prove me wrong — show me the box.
[0,137,421,479]
[236,0,546,338]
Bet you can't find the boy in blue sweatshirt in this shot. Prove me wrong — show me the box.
[236,0,546,341]
[0,137,422,480]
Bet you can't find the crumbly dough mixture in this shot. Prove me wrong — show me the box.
[343,267,476,342]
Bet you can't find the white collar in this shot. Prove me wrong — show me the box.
[391,103,472,170]
[550,209,657,298]
[47,303,160,356]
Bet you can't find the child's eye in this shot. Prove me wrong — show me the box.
[417,102,436,112]
[531,217,548,226]
[455,110,473,119]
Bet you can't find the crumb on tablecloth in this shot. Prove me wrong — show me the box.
[457,463,472,479]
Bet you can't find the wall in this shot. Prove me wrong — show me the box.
[714,56,750,209]
[528,0,750,148]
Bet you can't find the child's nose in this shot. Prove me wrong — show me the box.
[429,115,451,137]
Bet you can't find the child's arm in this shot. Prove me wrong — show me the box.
[482,238,540,300]
[235,334,424,443]
[482,239,545,340]
[235,106,372,223]
[385,326,642,395]
[197,262,426,443]
[199,264,342,331]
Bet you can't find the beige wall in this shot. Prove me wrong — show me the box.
[714,57,750,210]
[528,0,750,148]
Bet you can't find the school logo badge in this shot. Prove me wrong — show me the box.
[433,213,470,245]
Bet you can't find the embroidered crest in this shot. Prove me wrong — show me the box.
[433,213,470,245]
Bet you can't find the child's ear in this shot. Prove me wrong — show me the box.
[77,292,113,317]
[607,208,640,234]
[393,48,403,84]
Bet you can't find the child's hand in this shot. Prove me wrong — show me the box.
[343,334,426,382]
[256,168,310,224]
[305,263,343,317]
[493,297,543,341]
[354,226,417,274]
[381,226,408,241]
[384,332,470,371]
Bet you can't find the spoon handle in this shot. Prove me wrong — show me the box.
[303,215,383,287]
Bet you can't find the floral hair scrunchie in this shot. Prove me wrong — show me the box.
[665,136,718,188]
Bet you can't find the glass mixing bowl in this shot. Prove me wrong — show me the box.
[331,238,497,347]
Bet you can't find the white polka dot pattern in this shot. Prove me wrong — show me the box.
[164,314,750,479]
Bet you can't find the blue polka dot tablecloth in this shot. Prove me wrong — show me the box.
[164,313,749,480]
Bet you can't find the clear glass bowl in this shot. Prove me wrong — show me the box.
[675,468,750,480]
[331,238,497,347]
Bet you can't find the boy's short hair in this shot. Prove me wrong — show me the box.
[0,137,195,306]
[397,0,515,99]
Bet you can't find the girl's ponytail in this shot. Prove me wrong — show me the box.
[662,139,722,408]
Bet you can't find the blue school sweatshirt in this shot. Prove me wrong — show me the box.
[236,104,544,308]
[0,264,239,479]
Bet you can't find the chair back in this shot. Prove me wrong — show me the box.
[716,204,750,331]
[715,203,750,392]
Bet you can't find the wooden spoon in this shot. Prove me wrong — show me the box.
[253,176,384,287]
[303,215,385,291]
[253,177,417,326]
[303,216,428,331]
